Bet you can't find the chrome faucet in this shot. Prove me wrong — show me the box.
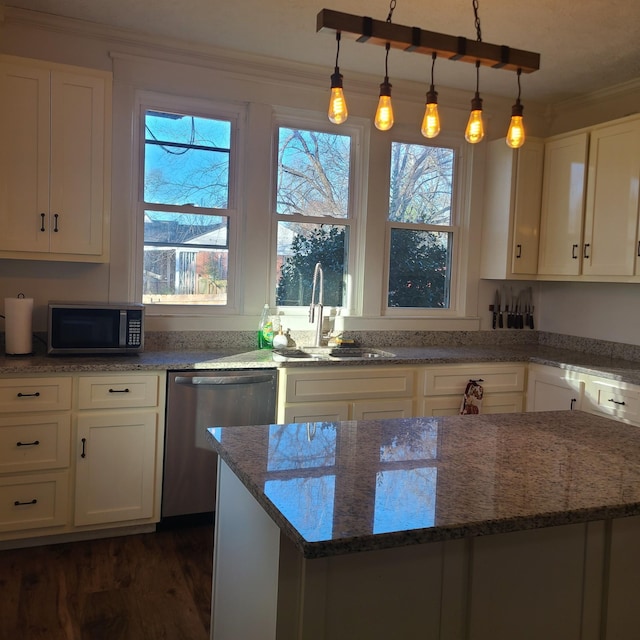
[309,262,324,347]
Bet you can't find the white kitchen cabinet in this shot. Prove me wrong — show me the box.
[74,372,165,527]
[582,374,640,426]
[0,55,111,262]
[537,132,589,276]
[582,117,640,276]
[526,363,583,412]
[277,366,416,423]
[480,138,544,278]
[0,376,72,536]
[419,363,526,416]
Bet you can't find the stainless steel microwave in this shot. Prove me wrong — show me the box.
[47,302,144,355]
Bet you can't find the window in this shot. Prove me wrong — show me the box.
[386,141,456,310]
[141,108,237,306]
[273,124,355,309]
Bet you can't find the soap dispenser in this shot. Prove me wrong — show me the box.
[258,304,274,349]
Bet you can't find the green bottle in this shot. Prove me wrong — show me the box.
[258,303,274,349]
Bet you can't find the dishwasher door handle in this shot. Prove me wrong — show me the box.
[174,374,276,386]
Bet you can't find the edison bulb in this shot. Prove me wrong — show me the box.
[421,102,441,138]
[506,115,525,149]
[328,86,348,125]
[465,109,485,144]
[375,94,394,131]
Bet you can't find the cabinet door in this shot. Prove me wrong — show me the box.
[582,118,640,276]
[0,61,50,253]
[480,139,543,278]
[538,133,588,275]
[420,393,523,417]
[49,71,107,257]
[75,411,158,526]
[280,402,349,424]
[352,398,414,420]
[526,366,583,412]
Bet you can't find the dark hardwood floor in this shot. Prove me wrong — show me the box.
[0,524,213,640]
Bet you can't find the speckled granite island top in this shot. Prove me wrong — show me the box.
[207,411,640,559]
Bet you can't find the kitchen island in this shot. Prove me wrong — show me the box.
[207,411,640,640]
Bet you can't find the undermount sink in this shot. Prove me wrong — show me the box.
[272,347,396,362]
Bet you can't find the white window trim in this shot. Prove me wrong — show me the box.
[131,90,246,316]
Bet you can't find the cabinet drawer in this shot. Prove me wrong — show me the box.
[283,367,415,403]
[77,375,159,410]
[0,415,71,473]
[422,364,525,396]
[420,393,524,417]
[0,377,72,413]
[0,471,69,532]
[583,377,640,424]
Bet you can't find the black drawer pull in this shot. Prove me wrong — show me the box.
[53,213,59,232]
[608,398,626,406]
[584,243,590,259]
[14,499,37,506]
[17,392,40,398]
[17,440,40,447]
[515,244,522,258]
[572,244,578,259]
[570,398,577,410]
[108,388,130,393]
[81,437,87,458]
[40,213,46,232]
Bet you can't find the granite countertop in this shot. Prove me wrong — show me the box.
[206,410,640,559]
[0,343,639,385]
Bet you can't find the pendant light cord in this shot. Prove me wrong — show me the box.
[334,32,341,71]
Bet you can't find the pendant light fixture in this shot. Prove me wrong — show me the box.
[465,61,485,144]
[421,52,441,139]
[317,1,540,144]
[375,42,394,131]
[506,68,526,148]
[328,32,348,124]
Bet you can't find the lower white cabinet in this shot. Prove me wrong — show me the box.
[277,367,416,423]
[419,363,526,416]
[74,411,158,526]
[0,371,165,544]
[582,375,640,425]
[526,364,584,412]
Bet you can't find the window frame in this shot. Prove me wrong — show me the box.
[381,131,469,318]
[133,91,245,315]
[269,110,367,317]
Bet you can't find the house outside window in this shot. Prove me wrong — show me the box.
[141,107,239,307]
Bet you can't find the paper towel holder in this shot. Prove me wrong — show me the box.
[3,292,34,357]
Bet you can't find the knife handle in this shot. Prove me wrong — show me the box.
[492,311,496,330]
[498,313,503,329]
[529,314,534,330]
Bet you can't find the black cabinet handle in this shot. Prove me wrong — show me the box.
[570,398,576,410]
[608,398,626,406]
[40,213,46,232]
[14,499,37,506]
[516,244,522,258]
[81,437,87,458]
[572,244,578,259]
[637,240,640,258]
[108,388,130,393]
[53,213,59,232]
[17,440,40,447]
[17,392,40,398]
[584,243,590,259]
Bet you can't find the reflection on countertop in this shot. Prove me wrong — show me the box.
[207,410,640,558]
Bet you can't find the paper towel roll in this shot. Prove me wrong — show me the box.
[4,296,34,355]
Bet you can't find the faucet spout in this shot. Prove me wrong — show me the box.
[309,262,324,347]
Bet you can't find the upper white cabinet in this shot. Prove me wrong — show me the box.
[537,132,589,276]
[480,138,544,279]
[582,118,640,276]
[0,56,111,262]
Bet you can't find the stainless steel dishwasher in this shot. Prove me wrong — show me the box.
[161,369,277,524]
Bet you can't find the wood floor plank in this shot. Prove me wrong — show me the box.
[0,525,212,640]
